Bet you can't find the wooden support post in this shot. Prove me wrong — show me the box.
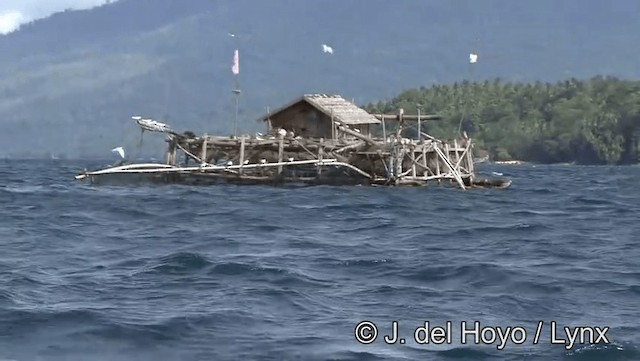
[165,142,173,165]
[337,126,376,145]
[317,138,324,176]
[331,109,335,140]
[454,139,460,171]
[175,141,206,165]
[382,115,387,141]
[434,145,466,190]
[411,145,417,177]
[444,142,450,173]
[266,106,272,133]
[445,142,450,159]
[201,133,208,165]
[417,108,421,141]
[397,108,404,139]
[277,137,284,175]
[466,139,475,176]
[396,144,403,182]
[239,136,245,175]
[435,146,441,177]
[422,145,427,170]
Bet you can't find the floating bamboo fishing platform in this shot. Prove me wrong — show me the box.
[75,94,511,189]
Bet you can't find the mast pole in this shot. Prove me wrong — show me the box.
[231,47,241,137]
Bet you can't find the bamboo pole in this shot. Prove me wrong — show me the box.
[331,109,335,140]
[277,137,284,175]
[419,131,442,143]
[422,145,428,172]
[336,126,376,145]
[404,174,458,182]
[335,141,366,153]
[467,140,475,175]
[417,108,421,141]
[266,106,272,133]
[318,138,324,176]
[433,145,466,190]
[77,158,377,181]
[453,139,460,171]
[397,108,404,139]
[453,140,472,172]
[382,115,386,141]
[411,145,417,177]
[239,136,245,174]
[435,147,440,176]
[172,143,177,165]
[372,114,442,121]
[165,142,172,165]
[200,133,208,165]
[174,142,203,165]
[404,152,432,174]
[445,142,450,166]
[396,144,403,181]
[82,159,340,175]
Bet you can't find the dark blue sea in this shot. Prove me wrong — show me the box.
[0,159,638,361]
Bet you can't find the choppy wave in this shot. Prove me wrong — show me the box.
[0,160,638,360]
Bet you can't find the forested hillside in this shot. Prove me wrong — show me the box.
[367,77,640,164]
[1,0,640,159]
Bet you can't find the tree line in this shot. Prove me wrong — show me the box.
[365,76,640,164]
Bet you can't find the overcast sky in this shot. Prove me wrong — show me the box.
[0,0,117,34]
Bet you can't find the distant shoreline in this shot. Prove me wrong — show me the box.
[368,76,640,166]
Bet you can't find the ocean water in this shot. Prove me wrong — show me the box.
[0,159,638,361]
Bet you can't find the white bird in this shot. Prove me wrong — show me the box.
[469,53,478,64]
[288,157,294,162]
[111,147,125,159]
[226,161,233,166]
[277,128,287,137]
[228,32,236,37]
[322,44,334,54]
[260,159,267,164]
[243,159,250,165]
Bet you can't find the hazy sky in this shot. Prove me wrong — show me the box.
[0,0,117,34]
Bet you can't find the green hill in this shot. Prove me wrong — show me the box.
[1,0,639,159]
[367,77,640,164]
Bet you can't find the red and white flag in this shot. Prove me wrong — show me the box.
[231,49,239,75]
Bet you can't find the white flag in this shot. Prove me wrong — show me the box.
[469,53,478,64]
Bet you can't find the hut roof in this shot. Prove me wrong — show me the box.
[260,94,381,125]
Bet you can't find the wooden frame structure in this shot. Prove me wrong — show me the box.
[75,94,510,189]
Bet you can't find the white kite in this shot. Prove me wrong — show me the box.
[111,146,125,159]
[469,53,478,64]
[322,44,334,54]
